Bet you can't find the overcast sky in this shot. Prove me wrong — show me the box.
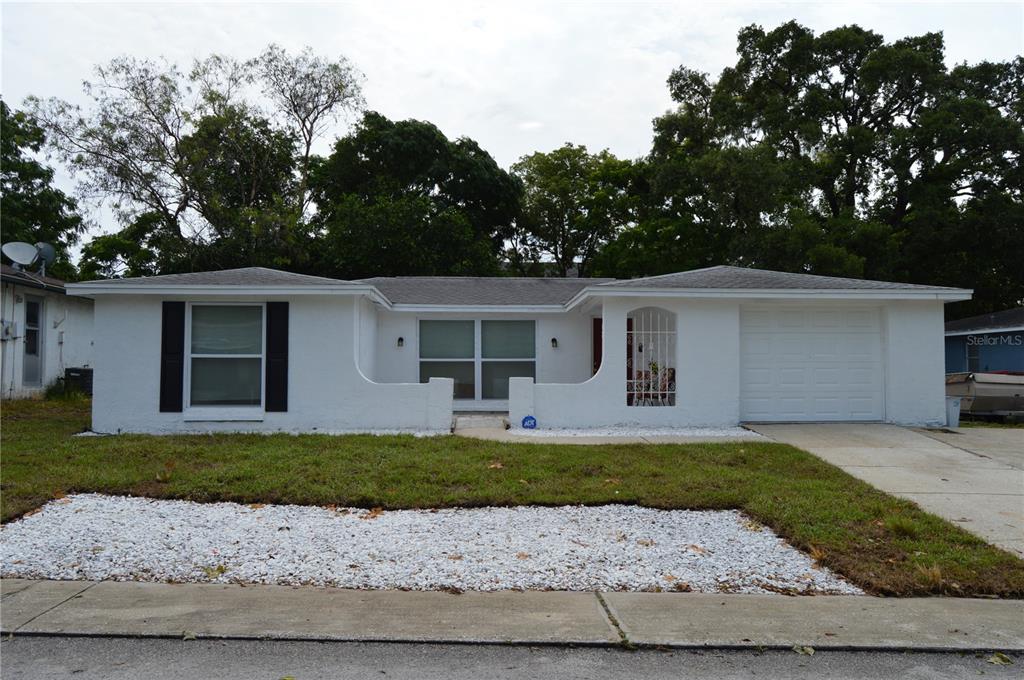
[2,1,1022,243]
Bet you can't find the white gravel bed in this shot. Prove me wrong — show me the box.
[0,494,861,595]
[513,426,763,439]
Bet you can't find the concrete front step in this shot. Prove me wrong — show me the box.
[453,414,509,430]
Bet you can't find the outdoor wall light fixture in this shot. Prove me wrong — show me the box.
[397,337,404,347]
[551,337,558,348]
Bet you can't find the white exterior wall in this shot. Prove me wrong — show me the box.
[1,282,94,399]
[374,309,594,385]
[357,297,378,381]
[883,300,947,426]
[510,297,950,429]
[90,294,452,434]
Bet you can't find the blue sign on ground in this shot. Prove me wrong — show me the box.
[521,415,537,429]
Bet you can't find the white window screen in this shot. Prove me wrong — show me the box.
[189,305,263,407]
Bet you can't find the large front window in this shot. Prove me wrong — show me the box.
[419,320,535,401]
[188,304,264,407]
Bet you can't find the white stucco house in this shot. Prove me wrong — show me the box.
[1,264,95,399]
[66,265,971,434]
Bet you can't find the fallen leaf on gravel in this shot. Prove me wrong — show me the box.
[201,564,226,578]
[516,552,531,559]
[360,507,384,520]
[792,645,815,656]
[447,554,463,561]
[636,538,656,547]
[673,582,693,592]
[987,652,1013,665]
[687,544,709,555]
[488,461,504,469]
[248,503,265,510]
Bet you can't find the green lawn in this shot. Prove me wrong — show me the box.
[2,398,1022,597]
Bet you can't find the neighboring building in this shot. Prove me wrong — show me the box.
[1,264,95,399]
[944,307,1024,374]
[67,265,970,434]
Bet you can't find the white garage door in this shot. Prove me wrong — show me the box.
[740,307,884,422]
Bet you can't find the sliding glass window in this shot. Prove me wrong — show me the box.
[481,321,535,399]
[419,320,475,399]
[419,320,535,400]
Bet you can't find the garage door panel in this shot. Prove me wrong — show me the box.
[812,367,842,388]
[778,367,807,387]
[778,311,807,328]
[740,307,884,422]
[810,311,843,328]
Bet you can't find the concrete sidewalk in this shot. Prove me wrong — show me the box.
[2,579,1022,652]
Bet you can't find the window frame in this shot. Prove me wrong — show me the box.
[966,336,980,372]
[184,301,267,418]
[22,295,44,386]
[417,319,536,402]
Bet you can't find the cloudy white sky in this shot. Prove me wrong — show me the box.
[2,1,1022,242]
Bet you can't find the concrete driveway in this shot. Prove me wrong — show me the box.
[747,424,1024,557]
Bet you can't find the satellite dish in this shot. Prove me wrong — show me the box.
[34,242,57,267]
[1,242,39,267]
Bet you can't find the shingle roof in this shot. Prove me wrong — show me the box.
[357,276,614,306]
[945,307,1024,333]
[70,265,968,304]
[0,263,67,293]
[602,265,965,291]
[74,267,351,287]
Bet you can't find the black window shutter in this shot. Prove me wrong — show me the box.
[159,301,185,412]
[265,302,289,412]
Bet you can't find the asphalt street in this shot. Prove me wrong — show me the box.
[1,637,1018,680]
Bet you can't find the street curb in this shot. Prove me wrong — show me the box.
[3,629,1023,654]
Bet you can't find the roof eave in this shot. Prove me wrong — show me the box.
[388,303,568,314]
[945,325,1024,337]
[1,275,66,294]
[566,286,973,309]
[65,283,391,306]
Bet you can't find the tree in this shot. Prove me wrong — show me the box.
[28,46,362,276]
[512,144,633,277]
[600,22,1023,315]
[309,112,521,277]
[0,100,85,279]
[256,45,364,215]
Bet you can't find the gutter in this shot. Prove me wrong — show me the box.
[945,325,1024,337]
[66,283,392,307]
[564,286,974,310]
[1,274,67,295]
